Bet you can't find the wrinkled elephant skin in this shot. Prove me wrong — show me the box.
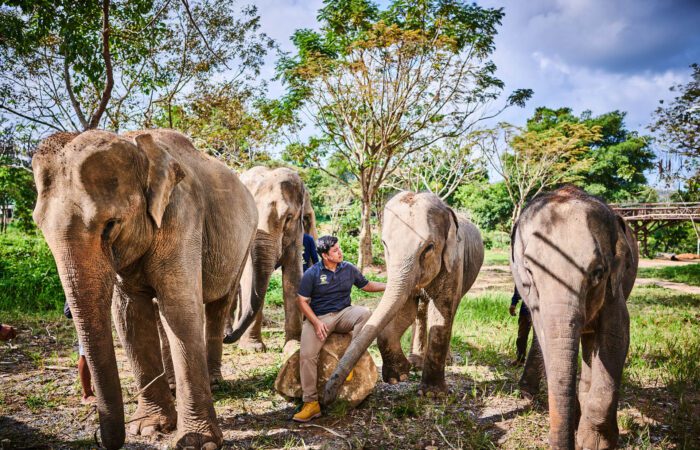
[32,130,258,449]
[511,186,638,450]
[323,191,484,404]
[224,166,316,352]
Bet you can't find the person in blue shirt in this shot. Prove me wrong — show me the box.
[302,233,319,272]
[293,235,386,422]
[509,286,531,366]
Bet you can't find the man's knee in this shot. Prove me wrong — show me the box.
[358,306,371,321]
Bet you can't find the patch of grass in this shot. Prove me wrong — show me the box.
[0,228,65,312]
[483,249,510,266]
[25,393,55,411]
[213,363,281,401]
[637,263,700,286]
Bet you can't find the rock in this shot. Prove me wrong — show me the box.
[274,333,377,407]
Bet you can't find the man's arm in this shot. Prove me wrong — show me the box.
[361,280,386,292]
[297,295,329,341]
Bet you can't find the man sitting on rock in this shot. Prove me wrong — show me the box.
[293,235,385,422]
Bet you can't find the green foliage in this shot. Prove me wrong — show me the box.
[0,228,64,312]
[453,180,512,232]
[0,0,275,134]
[637,264,700,286]
[526,107,655,202]
[649,63,700,184]
[0,163,36,233]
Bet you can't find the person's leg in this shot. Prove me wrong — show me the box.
[299,315,336,403]
[78,343,95,403]
[515,313,530,364]
[333,305,371,338]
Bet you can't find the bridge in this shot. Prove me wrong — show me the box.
[611,202,700,256]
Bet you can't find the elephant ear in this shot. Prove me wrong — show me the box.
[442,207,461,273]
[135,134,185,228]
[610,215,636,300]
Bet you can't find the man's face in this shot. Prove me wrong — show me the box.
[323,243,343,264]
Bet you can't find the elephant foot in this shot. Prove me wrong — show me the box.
[209,371,224,387]
[283,339,300,356]
[175,427,223,450]
[576,421,617,450]
[417,380,448,398]
[408,353,423,371]
[382,357,411,384]
[127,405,176,437]
[238,338,267,353]
[518,376,540,401]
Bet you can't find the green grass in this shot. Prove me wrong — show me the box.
[483,249,510,266]
[637,263,700,286]
[0,228,65,312]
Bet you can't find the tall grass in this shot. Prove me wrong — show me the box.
[0,228,64,312]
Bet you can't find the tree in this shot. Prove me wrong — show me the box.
[387,134,484,201]
[279,0,531,269]
[453,178,512,231]
[0,124,36,232]
[153,81,275,168]
[0,0,274,140]
[650,63,700,185]
[480,121,599,225]
[528,107,655,202]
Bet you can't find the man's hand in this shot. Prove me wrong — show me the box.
[313,320,329,341]
[509,305,516,317]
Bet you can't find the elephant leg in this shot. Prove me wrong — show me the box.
[156,272,223,447]
[112,287,176,437]
[378,296,417,384]
[205,292,234,386]
[282,249,303,353]
[154,302,176,394]
[519,330,544,400]
[419,296,455,396]
[576,299,629,450]
[408,296,428,370]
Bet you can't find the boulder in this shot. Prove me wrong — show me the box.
[274,333,377,407]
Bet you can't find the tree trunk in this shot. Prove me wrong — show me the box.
[358,195,373,271]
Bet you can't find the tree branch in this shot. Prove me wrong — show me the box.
[87,0,114,129]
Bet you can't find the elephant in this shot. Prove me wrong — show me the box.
[32,129,259,449]
[510,186,638,450]
[223,166,316,353]
[324,191,484,403]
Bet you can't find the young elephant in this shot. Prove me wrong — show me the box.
[32,130,258,449]
[324,192,484,402]
[223,167,317,353]
[511,186,638,450]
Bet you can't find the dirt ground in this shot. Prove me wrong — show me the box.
[1,259,698,449]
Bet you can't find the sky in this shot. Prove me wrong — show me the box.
[249,0,700,137]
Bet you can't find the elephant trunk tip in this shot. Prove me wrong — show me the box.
[322,374,343,406]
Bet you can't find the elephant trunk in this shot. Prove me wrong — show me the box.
[226,229,278,342]
[53,239,125,449]
[537,300,583,450]
[323,260,416,404]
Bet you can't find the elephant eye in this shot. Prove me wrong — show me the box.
[590,266,605,285]
[421,243,434,258]
[102,219,117,240]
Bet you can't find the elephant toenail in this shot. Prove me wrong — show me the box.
[202,442,218,450]
[399,374,408,381]
[141,425,156,436]
[389,378,397,384]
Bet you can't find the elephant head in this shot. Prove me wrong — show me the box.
[32,131,183,449]
[226,167,307,343]
[510,186,637,449]
[324,192,461,403]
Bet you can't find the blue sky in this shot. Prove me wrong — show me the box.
[250,0,700,136]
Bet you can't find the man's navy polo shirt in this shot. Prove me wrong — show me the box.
[298,261,369,316]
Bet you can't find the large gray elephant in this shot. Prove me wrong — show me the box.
[32,130,258,449]
[324,191,484,402]
[223,166,317,352]
[510,186,638,450]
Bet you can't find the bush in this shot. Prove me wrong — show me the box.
[0,227,64,312]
